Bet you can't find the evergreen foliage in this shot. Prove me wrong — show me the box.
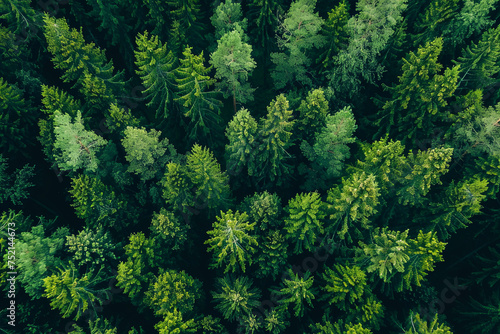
[211,275,261,321]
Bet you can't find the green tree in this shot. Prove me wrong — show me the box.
[43,15,125,106]
[0,154,34,205]
[175,47,223,147]
[210,29,256,112]
[247,0,283,54]
[412,0,459,47]
[166,0,205,48]
[122,126,177,181]
[345,294,385,331]
[458,291,500,333]
[263,308,289,334]
[239,191,282,232]
[295,88,330,144]
[155,308,197,334]
[271,0,325,89]
[43,264,110,320]
[320,264,367,311]
[453,24,500,91]
[69,174,126,229]
[150,208,190,251]
[326,171,380,243]
[300,106,357,187]
[252,94,295,188]
[52,111,108,173]
[65,226,118,269]
[211,0,248,42]
[0,77,35,154]
[316,1,350,73]
[196,315,228,334]
[375,38,459,147]
[255,229,289,280]
[205,210,258,273]
[284,192,326,254]
[134,31,177,120]
[402,313,453,334]
[145,269,202,316]
[225,108,258,176]
[211,275,261,321]
[274,269,317,317]
[328,0,407,99]
[0,0,39,38]
[16,225,69,299]
[160,162,196,214]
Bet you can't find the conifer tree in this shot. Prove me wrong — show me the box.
[160,162,196,214]
[43,264,110,320]
[166,0,205,48]
[145,269,202,316]
[403,313,453,334]
[252,94,295,188]
[255,229,289,280]
[326,171,380,243]
[16,225,69,299]
[210,29,256,112]
[295,88,330,144]
[205,210,258,273]
[211,0,248,42]
[375,38,459,147]
[263,308,289,334]
[175,47,223,147]
[328,0,407,99]
[274,269,317,317]
[320,264,367,311]
[284,192,326,254]
[211,275,261,321]
[122,126,177,181]
[247,0,283,56]
[0,0,39,38]
[141,0,170,36]
[52,111,108,173]
[155,308,197,334]
[43,15,125,105]
[134,31,177,121]
[66,226,118,269]
[185,144,231,211]
[225,108,258,176]
[239,191,282,232]
[0,154,34,205]
[458,292,500,333]
[69,174,125,229]
[316,1,350,74]
[271,0,325,89]
[412,0,459,47]
[149,208,189,251]
[0,77,35,154]
[345,294,385,331]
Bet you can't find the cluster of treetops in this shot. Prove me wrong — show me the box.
[1,0,500,333]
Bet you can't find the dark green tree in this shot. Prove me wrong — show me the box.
[412,0,459,47]
[239,191,282,232]
[211,275,261,321]
[255,229,289,280]
[247,0,282,55]
[0,154,34,205]
[274,269,317,317]
[225,108,258,176]
[295,88,330,144]
[150,208,190,251]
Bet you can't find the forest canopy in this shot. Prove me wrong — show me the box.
[1,0,500,333]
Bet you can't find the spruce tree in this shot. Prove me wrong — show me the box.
[247,0,283,55]
[0,154,34,205]
[225,108,258,176]
[211,275,261,321]
[274,269,317,317]
[320,264,367,311]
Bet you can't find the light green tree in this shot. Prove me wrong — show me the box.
[320,264,367,311]
[205,210,258,273]
[210,29,256,112]
[225,108,258,176]
[274,269,317,317]
[211,275,261,321]
[155,308,197,334]
[211,0,248,42]
[65,226,118,269]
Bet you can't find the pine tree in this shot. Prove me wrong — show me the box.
[174,47,223,147]
[160,162,196,214]
[355,228,410,284]
[52,111,108,173]
[274,269,317,317]
[328,0,407,99]
[166,0,205,48]
[0,77,36,154]
[210,29,256,112]
[252,94,295,188]
[412,0,459,47]
[69,174,126,229]
[284,192,326,254]
[145,269,202,316]
[134,31,177,121]
[196,315,229,334]
[104,103,141,134]
[16,225,69,299]
[141,0,170,36]
[121,126,178,181]
[239,191,282,232]
[65,226,118,269]
[326,171,380,243]
[0,0,39,38]
[458,292,500,333]
[247,0,282,55]
[43,264,110,320]
[0,154,34,205]
[345,294,385,331]
[375,38,459,147]
[320,264,367,311]
[225,108,258,176]
[43,15,125,106]
[205,210,258,273]
[149,208,190,251]
[295,88,330,144]
[255,229,289,280]
[271,0,325,89]
[472,243,500,287]
[155,308,197,334]
[211,0,248,42]
[211,275,261,321]
[301,106,357,187]
[403,313,453,334]
[262,308,289,334]
[185,144,231,211]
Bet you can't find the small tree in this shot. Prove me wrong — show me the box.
[274,269,317,317]
[321,264,367,311]
[211,275,261,321]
